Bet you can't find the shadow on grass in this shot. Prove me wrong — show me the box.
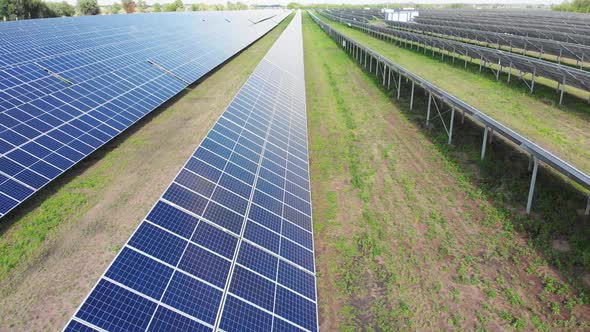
[343,44,590,298]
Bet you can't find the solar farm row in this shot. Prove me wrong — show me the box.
[0,10,289,218]
[415,9,590,34]
[308,11,590,209]
[325,8,590,65]
[319,10,590,97]
[384,20,590,65]
[337,8,590,47]
[414,16,590,46]
[67,11,318,332]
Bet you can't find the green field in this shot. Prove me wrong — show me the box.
[303,12,590,331]
[317,13,590,177]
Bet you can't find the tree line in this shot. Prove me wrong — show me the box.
[553,0,590,12]
[1,0,251,21]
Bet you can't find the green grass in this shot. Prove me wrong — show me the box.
[318,13,590,176]
[304,11,590,331]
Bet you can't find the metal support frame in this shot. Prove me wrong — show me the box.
[559,76,566,105]
[585,195,590,216]
[481,127,488,160]
[426,92,432,125]
[397,73,402,99]
[530,67,537,93]
[448,107,455,144]
[526,157,539,215]
[410,81,415,110]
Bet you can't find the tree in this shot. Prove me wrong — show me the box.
[163,0,182,11]
[553,0,590,12]
[152,2,161,11]
[110,2,121,13]
[136,0,146,12]
[121,0,135,13]
[47,1,74,16]
[77,0,99,15]
[174,0,182,11]
[286,2,302,9]
[0,0,75,20]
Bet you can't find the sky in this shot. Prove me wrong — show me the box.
[50,0,564,8]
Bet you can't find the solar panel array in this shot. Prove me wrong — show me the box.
[319,9,590,93]
[0,10,289,218]
[66,11,318,332]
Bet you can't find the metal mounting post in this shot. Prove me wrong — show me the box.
[585,195,590,216]
[397,73,402,99]
[426,93,432,126]
[526,157,539,214]
[388,68,391,89]
[448,107,455,145]
[410,81,415,110]
[559,76,566,105]
[530,68,536,93]
[461,110,465,124]
[481,127,488,160]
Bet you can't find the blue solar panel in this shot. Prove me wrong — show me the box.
[0,10,290,218]
[67,11,318,331]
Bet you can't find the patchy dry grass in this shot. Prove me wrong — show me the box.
[304,12,590,331]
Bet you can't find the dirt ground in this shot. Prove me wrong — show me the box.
[0,16,291,331]
[303,13,589,331]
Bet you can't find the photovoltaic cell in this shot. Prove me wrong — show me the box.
[0,10,290,218]
[67,11,318,332]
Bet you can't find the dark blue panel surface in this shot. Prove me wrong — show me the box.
[128,223,187,266]
[76,279,157,332]
[219,295,273,332]
[148,306,212,332]
[178,243,231,288]
[162,272,222,325]
[105,248,173,300]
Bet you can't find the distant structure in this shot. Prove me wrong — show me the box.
[383,8,419,22]
[253,4,283,9]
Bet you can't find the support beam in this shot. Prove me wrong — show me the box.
[448,107,455,145]
[559,76,566,105]
[531,67,537,93]
[481,127,488,160]
[526,157,539,214]
[388,68,391,89]
[426,93,432,126]
[410,81,415,110]
[397,73,402,99]
[585,195,590,216]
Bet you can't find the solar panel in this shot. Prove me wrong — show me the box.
[0,10,290,218]
[66,11,318,332]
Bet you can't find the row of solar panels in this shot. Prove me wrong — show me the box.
[319,10,590,93]
[324,8,590,64]
[415,10,590,35]
[334,7,590,46]
[0,10,290,218]
[383,19,590,63]
[66,11,318,332]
